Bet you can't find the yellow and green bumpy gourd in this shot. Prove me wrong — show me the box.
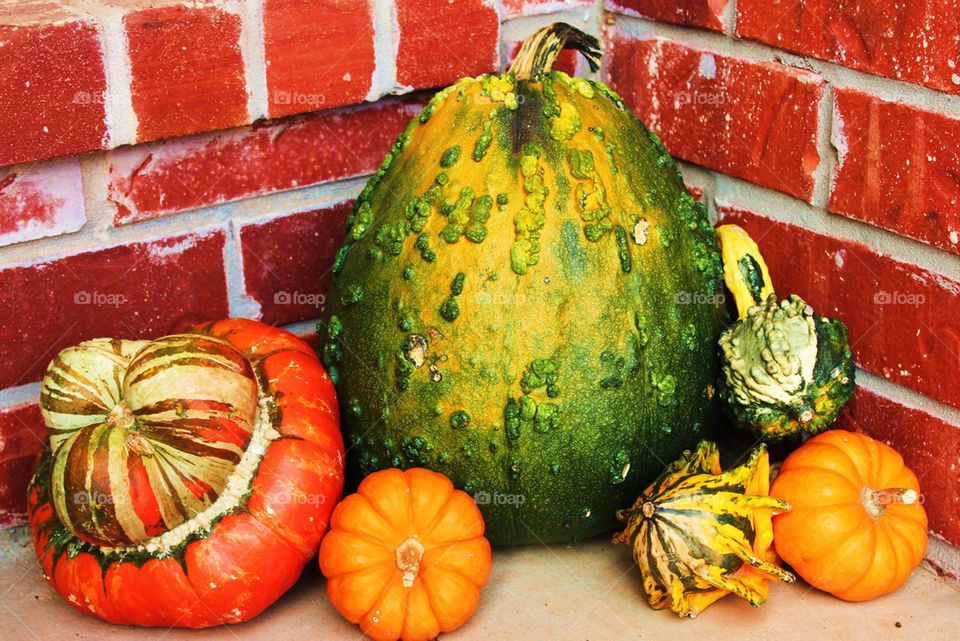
[715,225,855,441]
[614,441,794,618]
[321,24,727,545]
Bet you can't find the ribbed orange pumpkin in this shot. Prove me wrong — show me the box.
[319,467,491,641]
[770,430,928,601]
[28,319,344,626]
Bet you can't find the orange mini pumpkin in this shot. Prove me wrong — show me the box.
[319,468,492,641]
[770,430,928,601]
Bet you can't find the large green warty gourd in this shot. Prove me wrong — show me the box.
[321,24,727,544]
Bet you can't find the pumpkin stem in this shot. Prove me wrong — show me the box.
[862,487,918,519]
[396,537,426,588]
[508,22,601,81]
[108,401,156,456]
[107,400,136,431]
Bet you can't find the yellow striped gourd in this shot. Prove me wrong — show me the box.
[614,441,794,618]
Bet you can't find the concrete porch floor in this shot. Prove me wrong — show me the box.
[1,526,957,641]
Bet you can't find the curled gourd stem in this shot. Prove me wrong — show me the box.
[716,224,775,319]
[508,22,601,81]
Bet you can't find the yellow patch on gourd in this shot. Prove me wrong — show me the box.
[511,153,548,275]
[558,72,596,99]
[549,101,582,141]
[481,75,519,110]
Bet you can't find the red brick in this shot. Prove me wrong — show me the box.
[264,0,375,119]
[505,41,580,76]
[108,96,423,224]
[736,0,960,96]
[607,0,727,32]
[0,403,45,528]
[0,231,229,389]
[0,158,86,246]
[126,4,248,142]
[396,0,499,89]
[0,18,107,166]
[829,90,960,255]
[606,37,823,201]
[239,202,351,326]
[502,0,594,18]
[717,206,960,409]
[836,388,960,547]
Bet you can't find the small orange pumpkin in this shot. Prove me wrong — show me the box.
[319,468,492,641]
[770,430,928,601]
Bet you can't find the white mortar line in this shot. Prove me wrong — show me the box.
[501,6,605,39]
[0,383,41,410]
[720,0,737,37]
[610,15,960,120]
[810,82,836,210]
[368,0,401,99]
[76,153,118,233]
[97,9,138,147]
[0,176,366,270]
[240,0,268,121]
[855,368,960,428]
[223,219,263,319]
[712,173,960,281]
[677,161,719,223]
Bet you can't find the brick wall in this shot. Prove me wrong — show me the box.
[1,0,957,576]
